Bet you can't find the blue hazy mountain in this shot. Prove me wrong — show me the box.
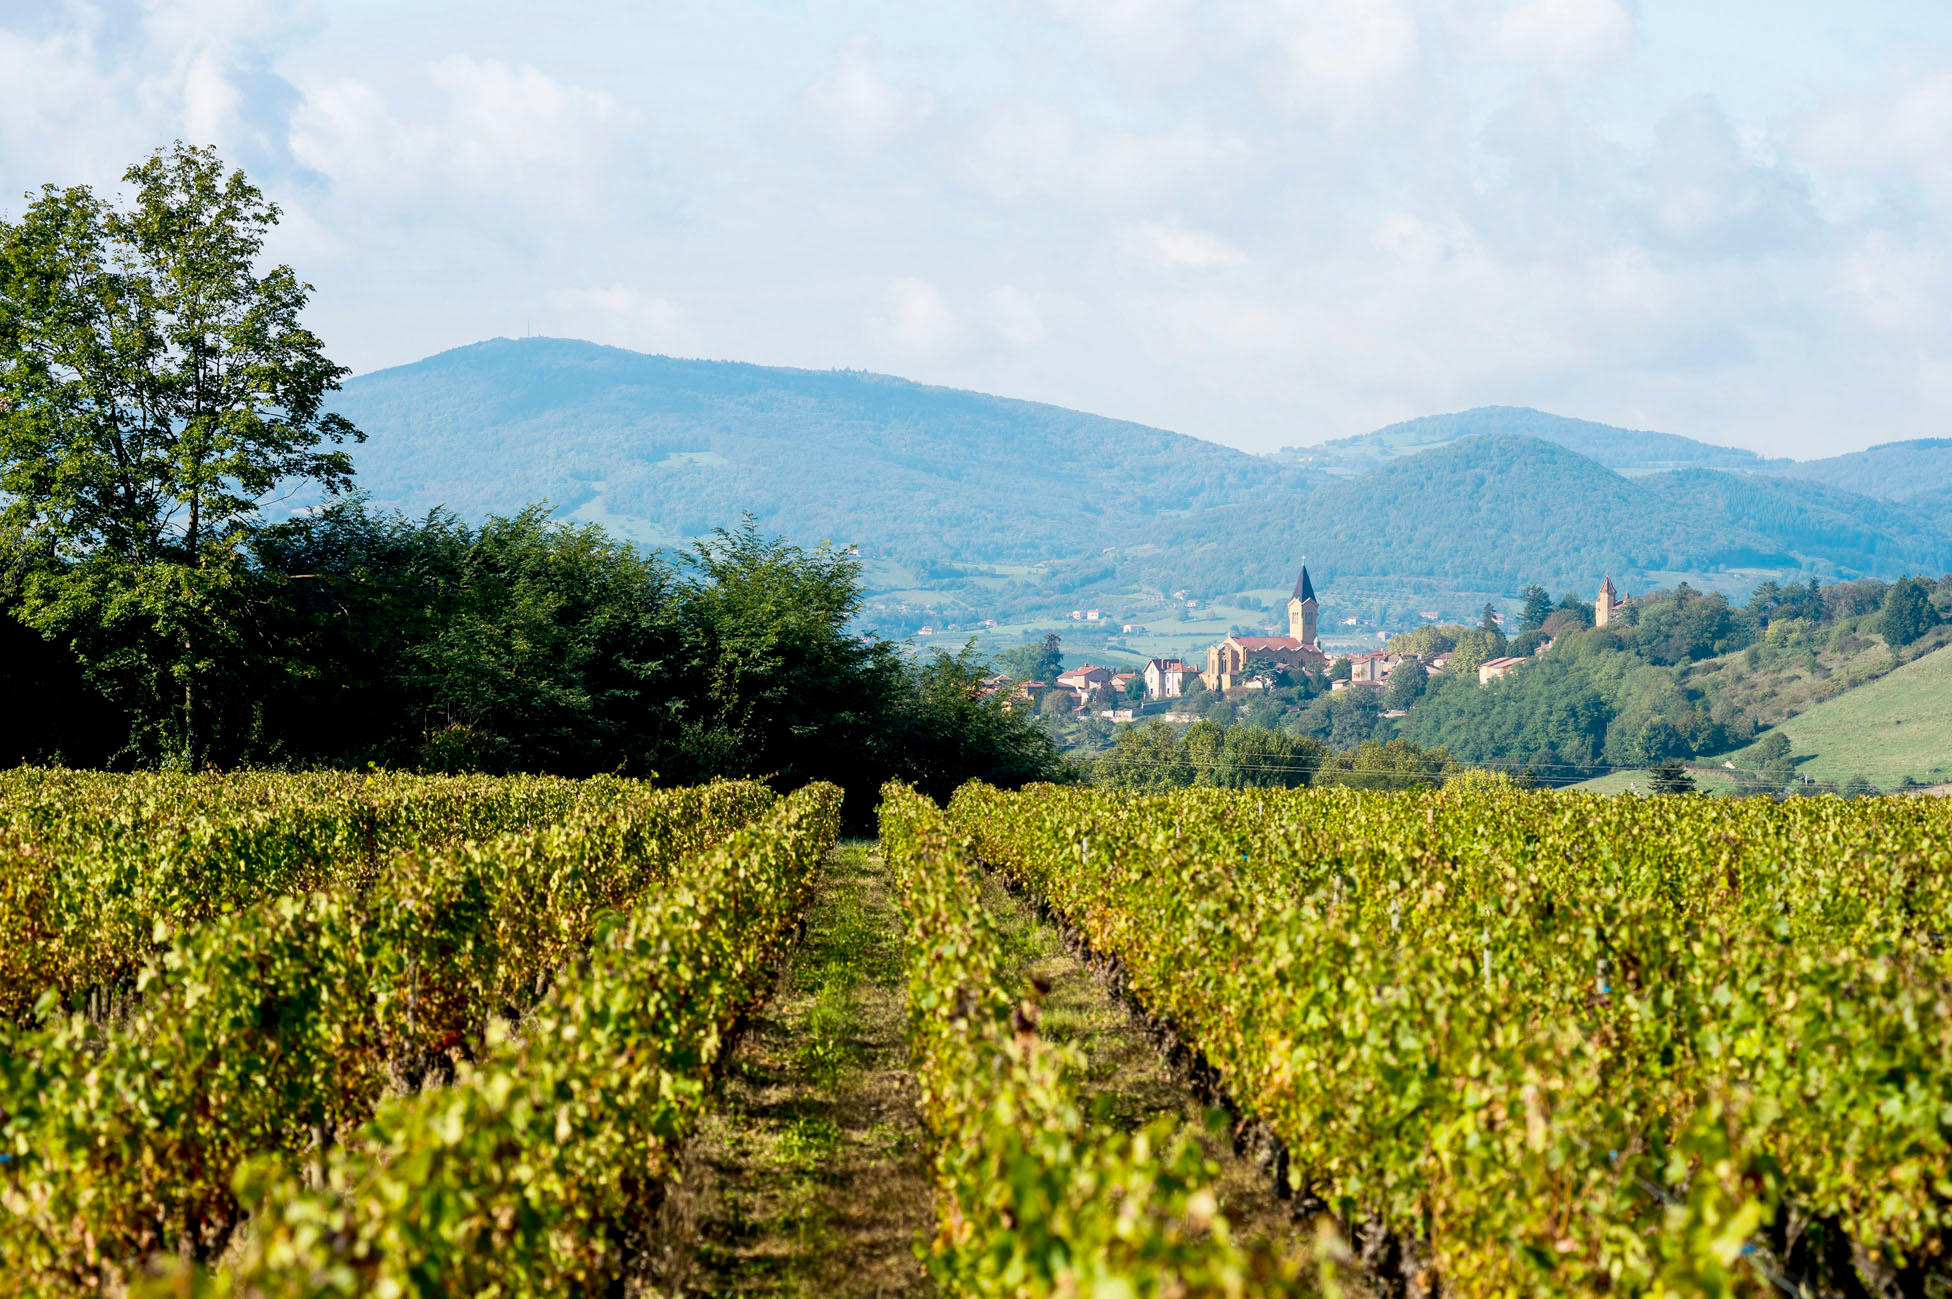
[1769,437,1952,502]
[333,337,1304,569]
[332,339,1951,604]
[1122,436,1951,599]
[1275,405,1785,476]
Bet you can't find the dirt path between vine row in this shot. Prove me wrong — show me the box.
[652,842,1305,1297]
[656,842,932,1298]
[973,871,1310,1265]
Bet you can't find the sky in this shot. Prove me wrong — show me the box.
[4,1,1952,459]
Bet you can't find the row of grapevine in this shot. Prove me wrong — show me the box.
[0,769,629,1021]
[132,780,841,1298]
[0,777,778,1291]
[950,783,1952,1297]
[878,781,1299,1296]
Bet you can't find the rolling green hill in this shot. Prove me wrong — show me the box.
[330,340,1952,627]
[1722,646,1952,790]
[333,337,1301,567]
[1276,405,1782,476]
[1771,438,1952,502]
[1113,436,1952,597]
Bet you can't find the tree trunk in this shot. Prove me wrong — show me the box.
[182,631,197,768]
[183,487,200,766]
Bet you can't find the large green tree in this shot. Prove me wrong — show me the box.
[996,631,1062,682]
[1518,584,1552,631]
[674,517,892,788]
[1381,659,1425,709]
[1879,576,1941,649]
[0,143,358,762]
[1093,720,1193,791]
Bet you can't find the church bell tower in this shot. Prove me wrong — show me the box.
[1287,565,1318,645]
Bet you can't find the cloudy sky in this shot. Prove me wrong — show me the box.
[4,1,1951,458]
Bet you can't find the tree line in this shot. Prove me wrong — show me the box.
[0,144,1061,817]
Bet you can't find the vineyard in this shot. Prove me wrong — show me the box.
[1,769,1946,1296]
[947,783,1952,1297]
[0,770,836,1293]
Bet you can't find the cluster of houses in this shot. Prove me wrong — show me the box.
[984,662,1142,714]
[981,566,1618,716]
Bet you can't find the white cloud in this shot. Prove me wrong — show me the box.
[986,286,1051,347]
[430,56,636,209]
[0,1,311,187]
[550,285,686,351]
[1489,0,1634,73]
[803,34,935,156]
[1836,233,1947,335]
[1249,0,1420,120]
[1803,68,1952,210]
[1038,0,1217,87]
[134,0,316,163]
[138,0,312,51]
[1631,96,1815,258]
[879,278,960,351]
[959,103,1247,208]
[1038,0,1422,119]
[1126,218,1247,269]
[1585,247,1679,319]
[0,18,128,181]
[290,57,637,220]
[1043,0,1198,49]
[3,2,1946,460]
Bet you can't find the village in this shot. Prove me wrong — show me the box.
[982,564,1628,720]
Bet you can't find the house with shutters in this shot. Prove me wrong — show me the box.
[1142,658,1199,699]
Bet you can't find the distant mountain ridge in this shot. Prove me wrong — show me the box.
[330,339,1952,613]
[1772,437,1952,502]
[1106,436,1951,597]
[333,338,1303,567]
[1277,405,1787,476]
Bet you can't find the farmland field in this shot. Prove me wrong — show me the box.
[947,781,1952,1297]
[1724,644,1952,789]
[3,770,1947,1297]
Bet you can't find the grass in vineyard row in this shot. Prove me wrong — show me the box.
[160,781,844,1299]
[949,782,1952,1298]
[0,773,787,1293]
[879,781,1302,1296]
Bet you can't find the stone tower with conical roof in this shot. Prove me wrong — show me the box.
[1595,576,1627,627]
[1287,564,1319,644]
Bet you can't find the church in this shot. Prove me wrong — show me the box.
[1201,565,1329,691]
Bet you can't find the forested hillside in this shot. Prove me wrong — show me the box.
[333,338,1300,570]
[1112,436,1952,597]
[1277,405,1780,474]
[333,341,1952,618]
[1771,437,1952,501]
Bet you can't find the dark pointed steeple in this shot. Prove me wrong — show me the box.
[1292,565,1316,604]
